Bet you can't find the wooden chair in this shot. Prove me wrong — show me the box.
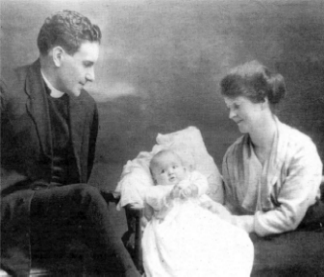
[0,268,49,277]
[122,205,144,274]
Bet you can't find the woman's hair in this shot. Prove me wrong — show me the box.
[37,10,101,56]
[220,60,286,108]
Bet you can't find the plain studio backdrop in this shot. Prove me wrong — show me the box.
[1,0,324,234]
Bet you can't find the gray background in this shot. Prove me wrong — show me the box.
[1,0,324,232]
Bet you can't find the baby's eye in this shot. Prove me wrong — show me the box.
[161,170,165,174]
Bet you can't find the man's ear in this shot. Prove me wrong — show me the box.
[52,46,65,67]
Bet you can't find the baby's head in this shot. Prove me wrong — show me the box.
[150,150,187,186]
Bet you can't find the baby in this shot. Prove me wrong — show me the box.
[142,149,254,277]
[145,149,231,222]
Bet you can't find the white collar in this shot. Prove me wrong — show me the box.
[41,70,65,98]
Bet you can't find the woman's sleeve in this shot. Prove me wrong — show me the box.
[254,140,323,236]
[222,150,238,214]
[222,151,256,233]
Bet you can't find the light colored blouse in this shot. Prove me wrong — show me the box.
[222,117,323,236]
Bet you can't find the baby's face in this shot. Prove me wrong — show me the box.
[151,153,187,186]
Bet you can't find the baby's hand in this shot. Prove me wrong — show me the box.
[177,181,199,199]
[169,180,189,199]
[187,183,198,198]
[170,185,182,199]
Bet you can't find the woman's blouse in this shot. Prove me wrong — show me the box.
[222,117,323,236]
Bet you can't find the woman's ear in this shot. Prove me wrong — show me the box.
[261,97,270,110]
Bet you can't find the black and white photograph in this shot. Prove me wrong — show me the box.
[1,0,324,276]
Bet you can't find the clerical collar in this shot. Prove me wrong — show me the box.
[41,70,65,98]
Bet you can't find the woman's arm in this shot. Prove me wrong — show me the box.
[222,136,323,236]
[254,142,322,236]
[222,151,240,214]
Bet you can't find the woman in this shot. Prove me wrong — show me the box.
[220,60,323,237]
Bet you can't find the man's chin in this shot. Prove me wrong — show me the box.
[68,89,82,98]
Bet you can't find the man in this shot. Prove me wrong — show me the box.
[1,10,140,277]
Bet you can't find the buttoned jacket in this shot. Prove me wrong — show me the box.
[1,60,99,275]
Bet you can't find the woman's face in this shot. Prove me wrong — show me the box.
[224,96,264,134]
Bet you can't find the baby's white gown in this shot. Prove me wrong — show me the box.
[142,196,254,277]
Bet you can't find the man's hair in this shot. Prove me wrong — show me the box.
[37,10,101,56]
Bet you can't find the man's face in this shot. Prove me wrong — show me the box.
[56,41,100,97]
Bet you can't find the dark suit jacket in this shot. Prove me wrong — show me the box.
[1,60,99,275]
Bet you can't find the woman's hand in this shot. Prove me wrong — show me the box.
[231,215,255,233]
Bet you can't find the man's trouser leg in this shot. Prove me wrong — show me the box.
[30,183,140,277]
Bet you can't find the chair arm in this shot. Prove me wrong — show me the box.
[123,205,144,273]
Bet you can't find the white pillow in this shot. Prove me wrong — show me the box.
[115,126,224,210]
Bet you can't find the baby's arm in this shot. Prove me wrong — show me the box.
[144,186,175,220]
[145,186,172,209]
[189,171,209,196]
[141,203,153,229]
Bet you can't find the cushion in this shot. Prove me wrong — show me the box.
[114,126,223,210]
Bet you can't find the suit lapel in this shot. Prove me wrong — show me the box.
[25,60,53,162]
[25,60,86,182]
[68,94,84,180]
